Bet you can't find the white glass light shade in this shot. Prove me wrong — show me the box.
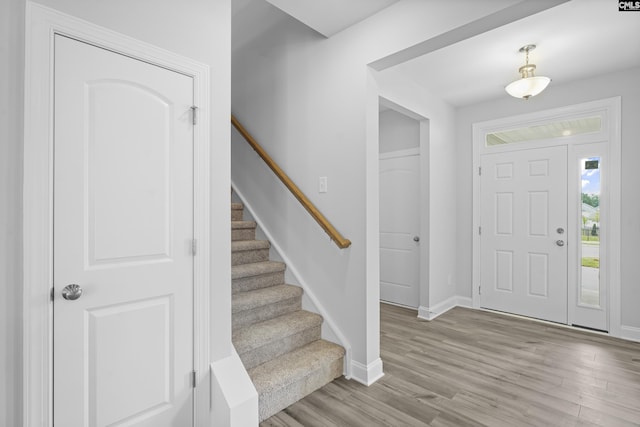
[505,76,551,99]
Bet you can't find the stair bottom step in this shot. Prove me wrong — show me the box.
[250,340,345,422]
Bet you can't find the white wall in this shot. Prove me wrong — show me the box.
[379,109,419,154]
[231,0,514,374]
[5,0,232,422]
[0,0,25,425]
[455,67,640,330]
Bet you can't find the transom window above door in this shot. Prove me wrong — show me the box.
[486,116,602,146]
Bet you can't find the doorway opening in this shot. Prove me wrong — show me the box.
[378,97,429,310]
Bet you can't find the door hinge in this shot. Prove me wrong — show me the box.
[51,287,55,302]
[479,226,482,235]
[191,106,198,125]
[191,370,197,388]
[192,239,197,256]
[478,166,482,176]
[479,285,482,295]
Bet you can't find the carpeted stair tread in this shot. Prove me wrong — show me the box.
[232,261,287,294]
[232,261,285,280]
[232,239,270,252]
[231,202,244,221]
[232,285,303,329]
[249,340,345,421]
[232,284,302,314]
[249,340,344,393]
[232,220,257,241]
[232,239,271,266]
[231,220,256,229]
[233,310,322,355]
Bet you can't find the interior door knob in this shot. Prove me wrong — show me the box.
[556,240,565,247]
[413,236,420,242]
[62,284,82,301]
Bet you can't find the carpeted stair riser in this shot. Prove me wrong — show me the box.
[232,220,257,241]
[239,324,321,370]
[232,240,270,266]
[232,261,286,294]
[249,340,345,421]
[232,285,303,330]
[260,355,342,421]
[233,311,323,370]
[231,202,244,221]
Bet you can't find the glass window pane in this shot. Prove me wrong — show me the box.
[486,117,602,146]
[580,157,600,306]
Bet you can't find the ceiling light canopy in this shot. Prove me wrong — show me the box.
[505,44,551,100]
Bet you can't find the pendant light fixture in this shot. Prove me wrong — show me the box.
[505,44,551,100]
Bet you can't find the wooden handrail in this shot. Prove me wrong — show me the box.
[231,115,352,249]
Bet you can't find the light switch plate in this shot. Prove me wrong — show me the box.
[319,176,328,193]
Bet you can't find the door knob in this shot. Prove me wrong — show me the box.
[556,240,565,247]
[62,284,82,301]
[556,227,565,234]
[413,236,420,242]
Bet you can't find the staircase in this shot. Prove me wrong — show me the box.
[231,201,345,422]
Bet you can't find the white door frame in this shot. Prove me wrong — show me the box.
[378,97,430,317]
[23,3,211,426]
[472,97,621,336]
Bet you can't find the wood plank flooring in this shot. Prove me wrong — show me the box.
[261,304,640,426]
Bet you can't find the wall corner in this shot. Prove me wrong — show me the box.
[350,357,384,386]
[210,350,258,427]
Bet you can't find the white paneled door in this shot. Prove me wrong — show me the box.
[53,35,195,427]
[480,146,567,323]
[380,153,420,308]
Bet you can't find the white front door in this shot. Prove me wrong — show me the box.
[53,35,195,426]
[480,145,567,323]
[379,153,420,308]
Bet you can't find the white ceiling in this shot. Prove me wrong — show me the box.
[263,0,400,37]
[384,0,640,107]
[251,0,640,108]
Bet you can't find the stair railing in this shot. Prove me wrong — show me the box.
[231,115,352,249]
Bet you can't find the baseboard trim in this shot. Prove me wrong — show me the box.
[417,294,640,345]
[418,296,472,321]
[620,325,640,343]
[457,296,473,308]
[350,358,384,386]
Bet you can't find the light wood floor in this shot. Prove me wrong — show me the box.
[262,303,640,426]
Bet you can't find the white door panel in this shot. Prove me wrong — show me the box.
[86,81,173,265]
[380,155,420,308]
[54,35,194,427]
[481,146,567,323]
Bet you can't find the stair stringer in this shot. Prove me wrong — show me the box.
[231,182,352,379]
